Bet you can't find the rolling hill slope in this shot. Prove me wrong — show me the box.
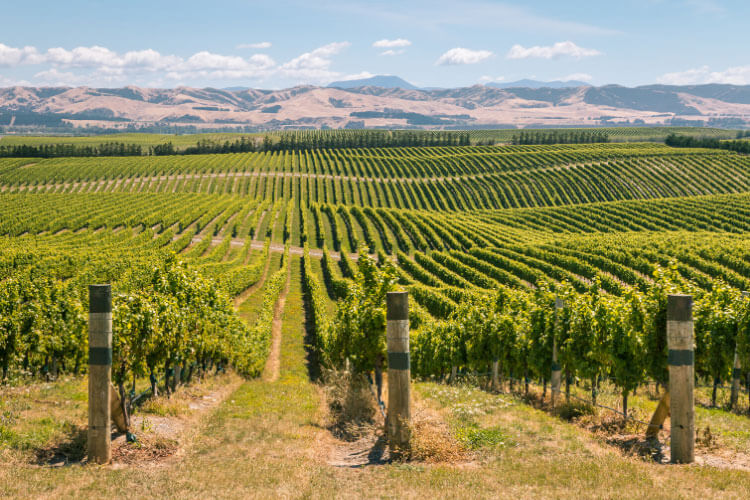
[2,82,750,130]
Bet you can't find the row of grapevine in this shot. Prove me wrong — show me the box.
[0,257,265,387]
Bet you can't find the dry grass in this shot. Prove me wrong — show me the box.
[321,368,468,466]
[139,397,189,417]
[397,403,468,464]
[322,369,378,442]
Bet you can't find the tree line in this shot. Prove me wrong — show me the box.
[510,130,610,145]
[0,142,144,158]
[272,130,471,151]
[665,133,750,154]
[0,131,474,158]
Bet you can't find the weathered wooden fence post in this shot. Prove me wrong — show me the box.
[88,284,112,464]
[550,297,563,406]
[491,358,500,391]
[386,291,411,449]
[731,291,749,410]
[667,294,695,464]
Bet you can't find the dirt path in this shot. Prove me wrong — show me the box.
[112,373,244,466]
[189,233,379,263]
[262,261,291,383]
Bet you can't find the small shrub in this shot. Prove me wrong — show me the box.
[454,424,510,450]
[553,401,595,421]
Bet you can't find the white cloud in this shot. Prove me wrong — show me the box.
[248,54,275,68]
[479,75,505,83]
[0,43,43,66]
[558,72,593,82]
[0,42,271,73]
[507,41,601,59]
[657,65,750,85]
[340,71,375,81]
[0,74,31,86]
[33,68,92,86]
[43,46,180,72]
[237,42,272,49]
[0,41,353,86]
[370,37,411,55]
[373,38,411,48]
[178,51,273,71]
[280,41,350,82]
[120,49,180,69]
[166,52,276,81]
[46,46,117,67]
[436,47,492,66]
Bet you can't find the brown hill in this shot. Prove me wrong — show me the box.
[1,83,749,130]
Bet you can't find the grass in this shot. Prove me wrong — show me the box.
[527,379,750,456]
[0,369,239,463]
[0,377,87,459]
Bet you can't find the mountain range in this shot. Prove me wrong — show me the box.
[1,75,749,130]
[484,79,592,89]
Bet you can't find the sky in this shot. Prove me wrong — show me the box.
[0,0,748,89]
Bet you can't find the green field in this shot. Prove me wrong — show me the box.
[0,132,260,149]
[467,126,738,143]
[3,139,750,497]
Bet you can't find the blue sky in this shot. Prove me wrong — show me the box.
[0,0,747,89]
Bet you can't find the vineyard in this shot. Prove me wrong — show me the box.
[3,135,750,495]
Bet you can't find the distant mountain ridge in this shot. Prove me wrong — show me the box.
[1,80,749,130]
[486,79,591,89]
[327,75,418,90]
[326,75,590,91]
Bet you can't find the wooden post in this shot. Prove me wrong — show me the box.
[88,284,112,464]
[550,297,563,406]
[646,391,670,438]
[386,291,411,449]
[109,384,129,433]
[667,294,695,464]
[731,291,749,410]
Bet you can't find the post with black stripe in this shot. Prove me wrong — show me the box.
[667,294,694,464]
[386,291,411,449]
[550,297,564,406]
[730,291,749,410]
[88,284,112,464]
